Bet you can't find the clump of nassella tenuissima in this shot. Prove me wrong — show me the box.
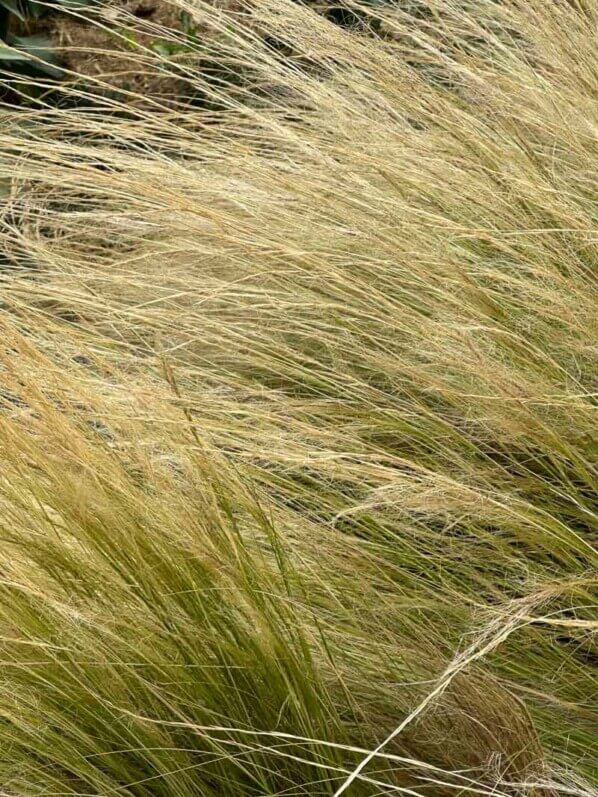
[0,1,596,796]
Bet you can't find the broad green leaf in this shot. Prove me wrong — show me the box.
[0,39,29,60]
[0,1,27,23]
[54,0,97,7]
[27,1,46,17]
[8,33,65,78]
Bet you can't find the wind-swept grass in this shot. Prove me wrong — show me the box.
[0,1,596,795]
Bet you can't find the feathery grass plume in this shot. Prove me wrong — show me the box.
[0,0,597,795]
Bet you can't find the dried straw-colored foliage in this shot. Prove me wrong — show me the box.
[0,2,596,796]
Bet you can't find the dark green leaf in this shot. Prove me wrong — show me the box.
[0,39,29,60]
[0,1,27,22]
[4,34,65,78]
[53,0,98,7]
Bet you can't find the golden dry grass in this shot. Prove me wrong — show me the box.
[0,1,596,795]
